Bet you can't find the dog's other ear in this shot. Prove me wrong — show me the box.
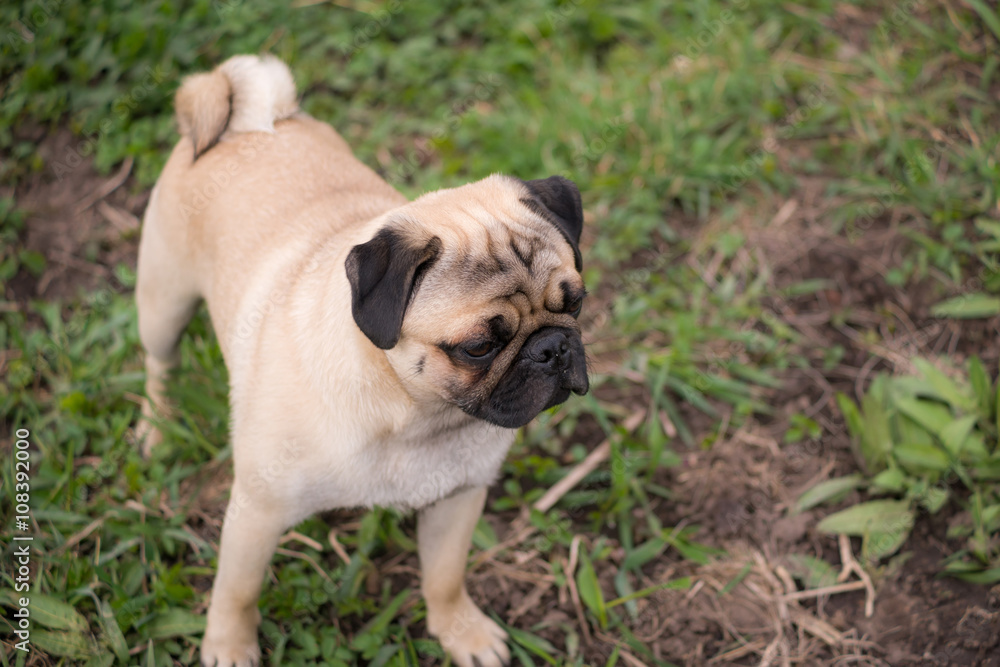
[346,228,442,349]
[521,176,584,270]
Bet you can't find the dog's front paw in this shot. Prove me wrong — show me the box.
[200,609,261,667]
[428,594,510,667]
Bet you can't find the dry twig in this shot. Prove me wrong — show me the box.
[74,156,134,213]
[837,534,876,618]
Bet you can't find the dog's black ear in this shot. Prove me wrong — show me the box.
[521,176,583,270]
[346,228,442,349]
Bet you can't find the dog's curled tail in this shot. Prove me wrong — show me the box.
[175,54,298,159]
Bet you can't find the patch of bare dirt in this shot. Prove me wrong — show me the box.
[843,519,1000,665]
[4,128,144,306]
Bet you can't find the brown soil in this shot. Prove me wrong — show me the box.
[4,128,143,307]
[8,128,1000,666]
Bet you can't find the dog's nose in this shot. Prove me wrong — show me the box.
[525,328,572,371]
[523,327,589,396]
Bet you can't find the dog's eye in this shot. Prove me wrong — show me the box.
[567,297,583,318]
[463,341,494,358]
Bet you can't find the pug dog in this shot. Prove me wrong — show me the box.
[135,54,588,667]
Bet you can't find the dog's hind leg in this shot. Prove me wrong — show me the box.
[419,486,510,667]
[134,195,200,456]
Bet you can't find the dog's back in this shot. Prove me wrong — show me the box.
[139,55,405,349]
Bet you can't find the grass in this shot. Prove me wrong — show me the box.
[2,0,999,665]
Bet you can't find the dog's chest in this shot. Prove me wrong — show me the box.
[374,423,514,509]
[301,417,515,513]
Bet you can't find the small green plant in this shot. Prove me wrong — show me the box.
[795,357,1000,582]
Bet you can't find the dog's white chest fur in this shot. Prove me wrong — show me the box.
[327,419,515,512]
[237,403,516,519]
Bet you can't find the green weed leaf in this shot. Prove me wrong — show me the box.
[967,356,993,418]
[947,566,1000,585]
[817,500,914,539]
[792,475,865,513]
[939,415,980,457]
[84,653,116,667]
[145,608,205,639]
[836,393,863,441]
[864,524,913,561]
[870,467,907,493]
[894,443,951,473]
[912,358,977,413]
[622,537,666,571]
[32,629,95,659]
[0,593,89,633]
[918,486,949,514]
[895,397,954,438]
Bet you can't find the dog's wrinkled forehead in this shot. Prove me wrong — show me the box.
[419,174,583,290]
[435,223,566,298]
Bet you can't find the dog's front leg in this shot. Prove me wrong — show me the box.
[418,486,509,667]
[201,481,289,667]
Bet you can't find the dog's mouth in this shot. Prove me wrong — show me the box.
[459,327,589,429]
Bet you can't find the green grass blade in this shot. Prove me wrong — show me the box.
[576,551,608,630]
[966,0,1000,42]
[99,600,129,664]
[607,577,690,608]
[931,293,1000,319]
